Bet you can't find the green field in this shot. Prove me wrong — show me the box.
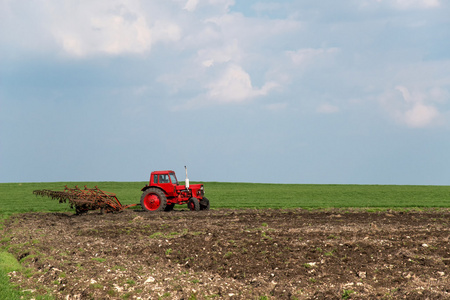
[1,181,449,215]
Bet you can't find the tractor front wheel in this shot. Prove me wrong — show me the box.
[164,203,174,212]
[200,197,210,210]
[140,188,167,212]
[188,197,200,211]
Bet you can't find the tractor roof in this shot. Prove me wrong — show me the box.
[151,170,175,174]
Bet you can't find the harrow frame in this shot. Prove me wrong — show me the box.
[33,185,137,214]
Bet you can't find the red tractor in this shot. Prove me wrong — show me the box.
[140,167,210,212]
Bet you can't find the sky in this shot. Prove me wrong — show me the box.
[1,0,450,185]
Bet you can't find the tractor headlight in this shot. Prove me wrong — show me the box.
[198,186,204,196]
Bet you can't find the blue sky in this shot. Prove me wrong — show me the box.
[1,0,450,184]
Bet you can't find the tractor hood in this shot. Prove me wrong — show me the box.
[176,184,204,197]
[176,183,203,191]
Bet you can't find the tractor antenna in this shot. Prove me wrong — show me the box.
[185,166,190,189]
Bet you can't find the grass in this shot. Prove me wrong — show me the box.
[1,182,449,216]
[0,251,24,300]
[0,251,22,274]
[208,182,450,209]
[0,181,449,299]
[0,271,23,300]
[342,289,355,299]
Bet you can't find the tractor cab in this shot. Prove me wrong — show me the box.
[151,171,178,185]
[149,170,179,197]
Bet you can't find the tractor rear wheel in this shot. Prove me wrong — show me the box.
[200,197,210,210]
[188,197,200,211]
[140,188,167,212]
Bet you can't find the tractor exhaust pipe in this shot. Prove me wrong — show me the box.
[185,166,190,189]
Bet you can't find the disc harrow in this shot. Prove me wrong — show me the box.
[33,185,137,214]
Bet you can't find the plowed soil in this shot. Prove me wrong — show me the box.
[2,208,449,299]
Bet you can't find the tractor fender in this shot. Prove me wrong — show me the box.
[141,185,166,195]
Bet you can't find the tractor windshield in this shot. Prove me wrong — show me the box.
[169,173,178,185]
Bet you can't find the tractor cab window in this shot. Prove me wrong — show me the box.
[159,174,170,183]
[169,173,178,185]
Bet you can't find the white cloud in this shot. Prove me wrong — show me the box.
[182,0,234,13]
[1,0,298,107]
[151,20,182,44]
[371,0,440,9]
[184,0,199,12]
[206,64,278,103]
[157,6,299,107]
[207,0,235,11]
[1,1,188,57]
[50,1,156,56]
[197,39,241,67]
[402,102,439,128]
[393,0,440,9]
[380,86,442,128]
[202,12,301,52]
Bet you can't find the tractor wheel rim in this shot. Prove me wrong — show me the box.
[143,194,161,211]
